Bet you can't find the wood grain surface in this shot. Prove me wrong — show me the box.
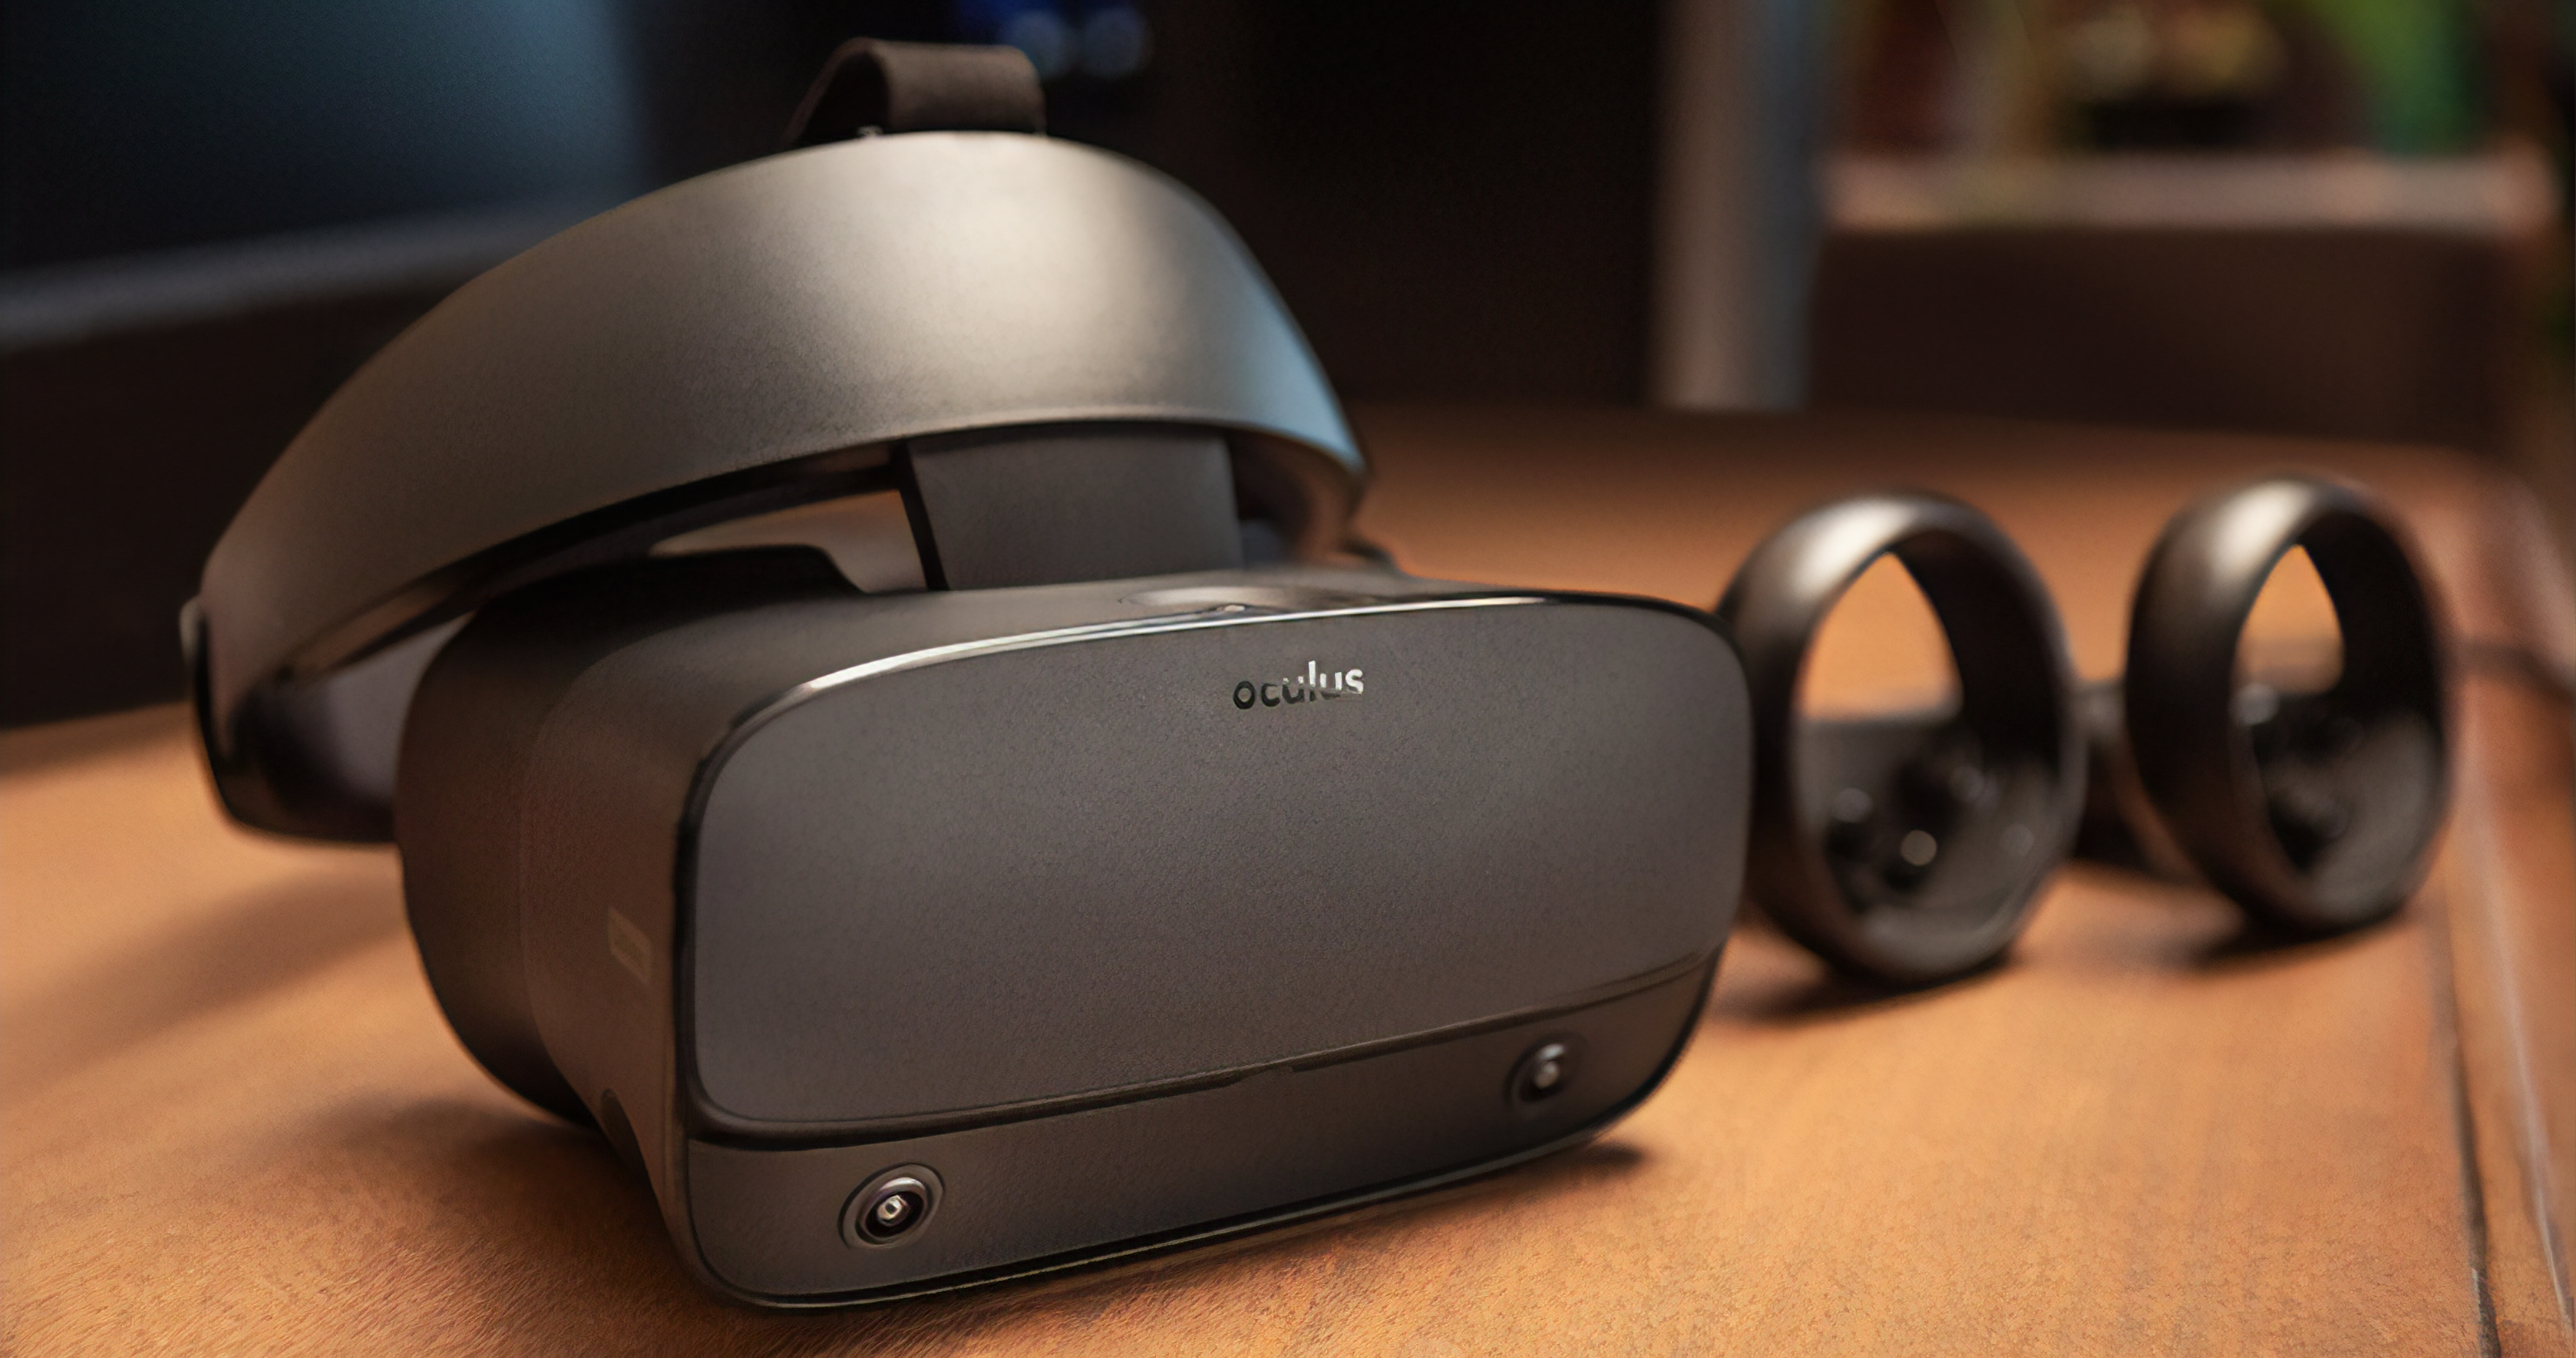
[3,408,2569,1356]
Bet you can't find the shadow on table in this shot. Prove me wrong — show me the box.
[1700,859,2410,1029]
[353,1095,1649,1351]
[1703,919,2017,1027]
[2054,859,2408,975]
[0,703,187,776]
[0,864,405,1094]
[2185,911,2400,973]
[1730,960,2015,1024]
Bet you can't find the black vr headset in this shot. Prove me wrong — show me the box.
[191,41,1754,1306]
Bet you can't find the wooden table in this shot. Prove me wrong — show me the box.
[6,408,2570,1356]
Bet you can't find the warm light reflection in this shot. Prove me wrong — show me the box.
[2237,542,2342,693]
[1800,553,1961,718]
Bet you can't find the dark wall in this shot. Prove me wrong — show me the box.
[1134,3,1660,403]
[0,0,651,267]
[608,1,1663,402]
[0,1,1663,728]
[1,291,454,724]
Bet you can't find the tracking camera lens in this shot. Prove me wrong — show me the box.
[845,1166,940,1247]
[1510,1039,1580,1106]
[863,1181,926,1239]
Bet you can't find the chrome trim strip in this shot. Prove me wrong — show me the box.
[725,594,1549,759]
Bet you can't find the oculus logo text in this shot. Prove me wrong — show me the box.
[1232,662,1363,709]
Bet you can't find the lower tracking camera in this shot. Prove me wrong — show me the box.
[1510,1037,1584,1107]
[845,1166,941,1247]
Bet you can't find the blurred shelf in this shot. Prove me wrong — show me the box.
[1826,147,2561,237]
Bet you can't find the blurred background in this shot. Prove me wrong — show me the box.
[2,0,2568,728]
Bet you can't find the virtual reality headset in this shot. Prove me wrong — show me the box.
[189,40,1754,1306]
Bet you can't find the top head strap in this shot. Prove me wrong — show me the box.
[193,125,1361,841]
[784,38,1046,144]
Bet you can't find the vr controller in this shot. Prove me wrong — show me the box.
[1717,478,2447,986]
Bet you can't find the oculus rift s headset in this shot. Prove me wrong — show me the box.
[1717,478,2449,987]
[191,36,2449,1306]
[189,41,1754,1305]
